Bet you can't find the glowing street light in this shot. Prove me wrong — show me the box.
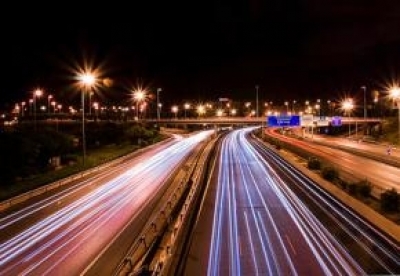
[389,86,400,144]
[93,102,99,121]
[33,89,43,131]
[47,94,53,115]
[171,105,179,119]
[184,103,190,119]
[197,104,205,117]
[157,88,162,120]
[342,98,354,138]
[78,72,96,166]
[51,101,56,114]
[133,90,145,120]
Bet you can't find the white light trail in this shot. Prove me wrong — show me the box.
[0,130,215,275]
[208,127,366,276]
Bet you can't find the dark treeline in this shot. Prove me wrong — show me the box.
[0,122,161,186]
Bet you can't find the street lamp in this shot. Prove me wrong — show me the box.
[184,103,190,119]
[93,102,99,121]
[21,101,26,117]
[89,92,94,116]
[47,94,53,116]
[51,101,56,114]
[315,104,321,117]
[389,86,400,144]
[78,72,96,166]
[33,89,43,131]
[171,105,178,119]
[157,88,162,120]
[133,90,145,120]
[361,85,367,135]
[197,104,205,118]
[342,98,354,138]
[361,86,367,119]
[292,100,296,114]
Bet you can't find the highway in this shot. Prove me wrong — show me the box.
[0,130,215,275]
[266,128,400,193]
[184,127,399,275]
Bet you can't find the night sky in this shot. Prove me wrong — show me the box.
[3,1,400,108]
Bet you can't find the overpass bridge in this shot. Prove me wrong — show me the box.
[142,116,382,127]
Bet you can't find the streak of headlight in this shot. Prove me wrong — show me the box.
[245,130,366,275]
[258,147,399,272]
[228,137,241,276]
[237,140,296,276]
[237,130,298,275]
[242,131,364,275]
[0,130,214,272]
[0,139,183,230]
[208,127,367,276]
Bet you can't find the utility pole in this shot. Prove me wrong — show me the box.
[157,88,162,120]
[361,85,367,135]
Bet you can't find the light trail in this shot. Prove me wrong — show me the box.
[208,127,368,275]
[0,130,214,275]
[265,127,400,192]
[251,138,399,273]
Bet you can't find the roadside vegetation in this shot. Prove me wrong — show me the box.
[379,116,400,146]
[0,122,167,201]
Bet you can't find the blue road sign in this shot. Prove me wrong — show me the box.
[267,115,301,127]
[331,116,342,126]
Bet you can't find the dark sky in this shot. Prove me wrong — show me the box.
[3,0,400,108]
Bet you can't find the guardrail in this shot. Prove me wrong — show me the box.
[114,136,217,276]
[151,136,217,276]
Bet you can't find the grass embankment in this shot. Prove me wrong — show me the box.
[376,116,400,146]
[0,139,163,202]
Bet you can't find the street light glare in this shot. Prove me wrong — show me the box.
[342,98,354,112]
[134,90,145,101]
[390,87,400,99]
[34,89,43,97]
[79,73,96,86]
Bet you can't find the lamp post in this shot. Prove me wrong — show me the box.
[89,92,94,116]
[51,101,56,114]
[184,103,190,119]
[361,85,367,135]
[134,90,145,120]
[342,98,354,139]
[389,86,400,144]
[33,89,43,131]
[157,88,162,120]
[29,99,33,116]
[361,86,367,119]
[197,104,205,118]
[21,101,26,117]
[93,102,99,121]
[172,105,178,119]
[78,72,96,166]
[292,100,296,114]
[47,94,52,116]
